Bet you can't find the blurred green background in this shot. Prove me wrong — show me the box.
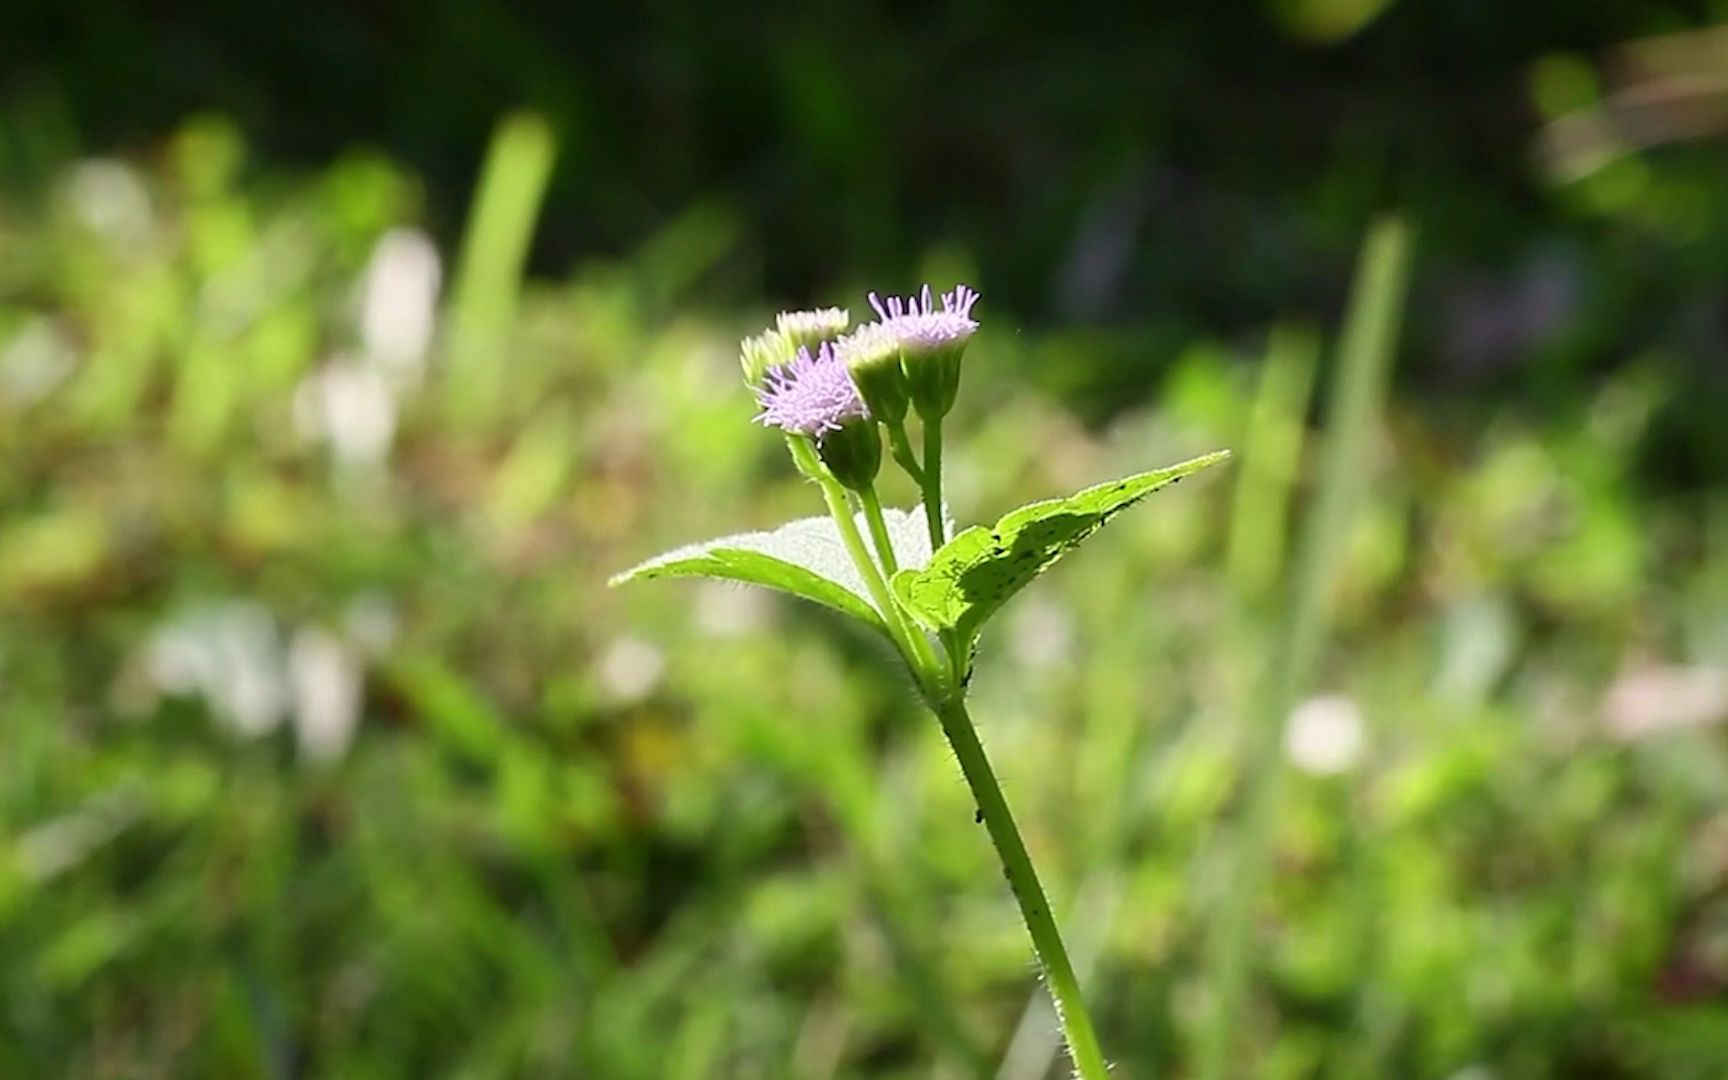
[4,2,1728,1077]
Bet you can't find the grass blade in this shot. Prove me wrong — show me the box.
[1196,216,1414,1080]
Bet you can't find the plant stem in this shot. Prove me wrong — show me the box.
[930,695,1108,1080]
[829,481,938,689]
[857,485,900,576]
[789,438,943,695]
[921,419,946,549]
[887,421,924,485]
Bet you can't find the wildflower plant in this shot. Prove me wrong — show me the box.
[613,287,1228,1077]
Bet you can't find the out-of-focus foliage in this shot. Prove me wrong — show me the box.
[7,2,1728,443]
[2,104,1726,1078]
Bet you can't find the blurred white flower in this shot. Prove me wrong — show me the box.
[360,228,441,385]
[289,628,363,765]
[1284,694,1366,776]
[144,601,380,763]
[1604,663,1728,742]
[145,601,287,738]
[598,637,665,704]
[63,159,154,248]
[294,358,398,469]
[0,318,77,407]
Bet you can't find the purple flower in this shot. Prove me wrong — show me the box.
[866,284,980,352]
[754,343,870,438]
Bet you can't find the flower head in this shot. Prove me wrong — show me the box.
[834,322,911,425]
[867,284,980,353]
[774,307,851,351]
[863,283,980,421]
[753,343,870,438]
[739,328,796,387]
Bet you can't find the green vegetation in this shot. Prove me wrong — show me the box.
[2,106,1726,1079]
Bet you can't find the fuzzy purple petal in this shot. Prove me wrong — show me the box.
[864,282,980,352]
[753,343,870,437]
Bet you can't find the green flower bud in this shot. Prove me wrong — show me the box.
[815,416,883,494]
[902,342,964,422]
[774,307,851,352]
[739,328,795,387]
[835,324,910,426]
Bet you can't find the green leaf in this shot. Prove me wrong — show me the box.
[891,450,1231,647]
[609,506,938,633]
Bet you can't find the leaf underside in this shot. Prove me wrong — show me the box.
[890,450,1231,648]
[609,505,937,633]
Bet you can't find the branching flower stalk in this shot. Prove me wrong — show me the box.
[613,285,1229,1078]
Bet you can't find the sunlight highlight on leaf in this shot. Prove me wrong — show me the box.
[890,450,1231,647]
[610,505,938,632]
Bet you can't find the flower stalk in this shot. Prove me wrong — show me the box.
[736,287,1108,1076]
[846,486,1104,1077]
[933,696,1109,1080]
[921,417,946,549]
[856,485,901,576]
[787,437,939,695]
[886,420,924,485]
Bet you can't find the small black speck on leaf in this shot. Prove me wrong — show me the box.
[974,808,984,824]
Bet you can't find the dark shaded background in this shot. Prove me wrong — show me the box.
[6,2,1724,429]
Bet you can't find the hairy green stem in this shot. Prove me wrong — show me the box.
[789,439,942,695]
[887,421,924,485]
[921,420,946,549]
[931,696,1108,1080]
[857,485,900,576]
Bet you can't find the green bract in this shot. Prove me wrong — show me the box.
[815,419,883,493]
[902,341,964,421]
[839,326,912,426]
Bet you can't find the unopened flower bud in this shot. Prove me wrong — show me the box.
[835,323,911,426]
[740,328,796,387]
[815,414,883,493]
[774,307,851,352]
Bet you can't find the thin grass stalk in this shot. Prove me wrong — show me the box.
[1195,216,1414,1080]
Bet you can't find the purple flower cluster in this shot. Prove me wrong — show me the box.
[751,284,981,439]
[753,343,869,438]
[866,284,980,353]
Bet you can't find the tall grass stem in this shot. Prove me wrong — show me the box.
[1196,216,1414,1080]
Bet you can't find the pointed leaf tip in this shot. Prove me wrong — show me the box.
[891,450,1229,648]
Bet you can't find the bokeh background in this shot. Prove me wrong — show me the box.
[4,2,1728,1077]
